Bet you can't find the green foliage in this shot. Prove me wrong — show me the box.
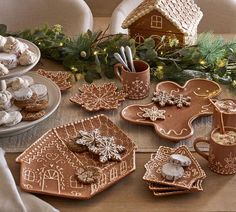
[0,24,235,88]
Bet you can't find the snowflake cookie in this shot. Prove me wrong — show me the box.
[173,94,191,108]
[89,136,125,163]
[152,90,175,107]
[75,166,102,184]
[140,106,166,121]
[76,129,102,148]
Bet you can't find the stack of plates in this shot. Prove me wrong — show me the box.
[143,146,206,197]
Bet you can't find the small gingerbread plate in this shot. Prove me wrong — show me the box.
[16,114,136,199]
[36,69,72,91]
[143,146,206,190]
[121,79,221,141]
[70,83,127,111]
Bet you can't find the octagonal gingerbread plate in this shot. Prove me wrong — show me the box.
[16,114,136,199]
[121,79,221,141]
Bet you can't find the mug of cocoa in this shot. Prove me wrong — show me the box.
[194,127,236,175]
[114,60,150,100]
[210,99,236,129]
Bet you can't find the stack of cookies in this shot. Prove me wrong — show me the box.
[143,146,206,197]
[0,75,48,127]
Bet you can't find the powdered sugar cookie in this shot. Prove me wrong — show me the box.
[14,87,33,101]
[3,36,28,56]
[30,84,48,99]
[0,53,18,69]
[21,110,46,121]
[4,111,22,126]
[14,93,37,108]
[19,50,37,65]
[161,163,184,181]
[21,75,34,85]
[0,63,9,76]
[0,90,12,108]
[169,154,192,167]
[0,111,9,125]
[0,35,7,51]
[11,77,30,91]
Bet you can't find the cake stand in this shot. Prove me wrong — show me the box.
[0,38,61,137]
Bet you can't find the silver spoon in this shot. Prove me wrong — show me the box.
[125,46,136,72]
[114,53,131,72]
[120,46,128,65]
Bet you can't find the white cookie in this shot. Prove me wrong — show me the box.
[0,100,12,110]
[161,163,184,181]
[30,84,47,99]
[14,87,33,101]
[0,53,18,69]
[169,154,192,167]
[21,75,34,85]
[0,63,9,76]
[3,36,28,56]
[19,50,37,65]
[4,111,22,126]
[0,111,9,125]
[11,77,29,91]
[0,90,12,105]
[0,35,7,51]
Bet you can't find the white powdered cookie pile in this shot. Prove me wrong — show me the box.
[161,153,192,181]
[0,75,48,127]
[0,36,37,75]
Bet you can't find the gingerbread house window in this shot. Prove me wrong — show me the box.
[70,176,83,189]
[151,15,162,29]
[110,168,118,181]
[23,169,35,182]
[134,35,145,45]
[120,161,127,174]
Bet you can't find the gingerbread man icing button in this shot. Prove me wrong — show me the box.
[121,79,221,141]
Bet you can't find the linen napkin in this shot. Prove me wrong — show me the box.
[0,148,59,212]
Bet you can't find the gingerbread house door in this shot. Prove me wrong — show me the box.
[42,169,61,194]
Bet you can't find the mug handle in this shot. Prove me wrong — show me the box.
[193,137,210,161]
[114,63,123,82]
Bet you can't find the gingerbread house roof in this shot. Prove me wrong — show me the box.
[122,0,203,36]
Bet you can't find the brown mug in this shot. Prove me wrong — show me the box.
[194,127,236,175]
[114,60,150,100]
[211,99,236,129]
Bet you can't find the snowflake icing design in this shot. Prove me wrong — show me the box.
[89,137,125,163]
[152,90,175,107]
[173,94,191,108]
[76,129,101,147]
[70,83,127,111]
[140,106,166,121]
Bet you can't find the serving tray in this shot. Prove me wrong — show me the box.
[121,79,221,141]
[16,114,136,199]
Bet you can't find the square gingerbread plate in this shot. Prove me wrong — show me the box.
[143,146,206,190]
[16,114,136,199]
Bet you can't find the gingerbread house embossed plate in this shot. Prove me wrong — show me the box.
[16,114,136,199]
[121,79,221,141]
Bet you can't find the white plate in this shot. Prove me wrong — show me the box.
[0,72,61,137]
[0,38,41,80]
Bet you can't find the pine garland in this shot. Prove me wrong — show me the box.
[0,24,235,88]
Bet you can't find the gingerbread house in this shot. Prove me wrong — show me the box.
[16,115,136,199]
[122,0,203,45]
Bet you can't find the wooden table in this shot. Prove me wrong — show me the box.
[6,152,236,212]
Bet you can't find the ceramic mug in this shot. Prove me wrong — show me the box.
[194,127,236,175]
[114,60,150,100]
[211,99,236,129]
